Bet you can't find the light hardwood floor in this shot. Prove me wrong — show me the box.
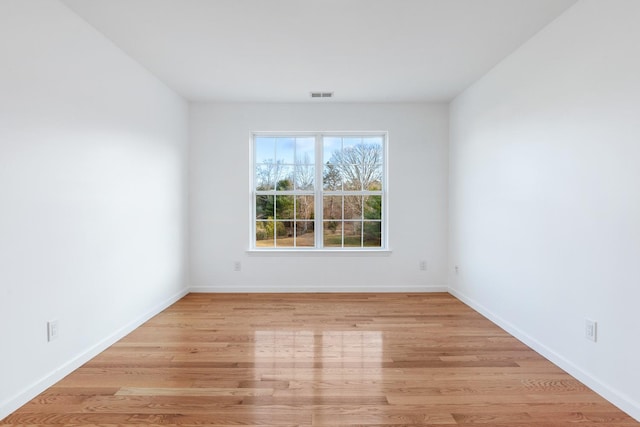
[2,293,638,426]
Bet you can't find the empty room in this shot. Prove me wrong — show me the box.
[1,0,639,425]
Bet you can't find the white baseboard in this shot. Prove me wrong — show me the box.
[0,288,189,421]
[189,284,449,293]
[448,287,640,422]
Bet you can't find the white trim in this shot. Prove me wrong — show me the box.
[0,288,189,421]
[314,133,323,247]
[248,132,256,250]
[448,288,640,422]
[190,285,448,293]
[247,249,392,257]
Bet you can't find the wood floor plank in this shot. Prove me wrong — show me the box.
[1,293,637,426]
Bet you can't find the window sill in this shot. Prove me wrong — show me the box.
[246,249,392,257]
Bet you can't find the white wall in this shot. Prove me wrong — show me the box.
[190,103,448,292]
[0,1,189,418]
[449,0,640,420]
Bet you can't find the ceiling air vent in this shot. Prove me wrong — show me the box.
[310,91,333,98]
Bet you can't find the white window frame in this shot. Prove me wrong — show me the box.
[250,131,388,251]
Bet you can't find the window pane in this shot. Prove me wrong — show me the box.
[364,195,382,220]
[344,221,362,247]
[276,137,295,164]
[323,222,342,247]
[255,137,275,164]
[363,221,382,247]
[295,137,315,164]
[334,139,364,191]
[323,196,342,220]
[296,221,314,247]
[295,164,314,190]
[275,195,294,219]
[323,137,342,164]
[275,221,294,247]
[344,195,362,219]
[255,220,274,247]
[326,139,383,191]
[366,164,383,190]
[255,165,275,190]
[256,195,274,219]
[363,136,383,162]
[296,195,314,220]
[342,138,362,162]
[323,164,341,190]
[342,164,363,191]
[275,165,294,190]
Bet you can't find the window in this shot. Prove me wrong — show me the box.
[253,133,386,250]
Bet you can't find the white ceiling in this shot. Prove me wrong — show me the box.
[62,0,577,103]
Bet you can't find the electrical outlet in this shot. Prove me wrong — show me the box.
[585,319,597,342]
[234,261,241,272]
[47,320,59,342]
[454,265,459,274]
[419,261,427,271]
